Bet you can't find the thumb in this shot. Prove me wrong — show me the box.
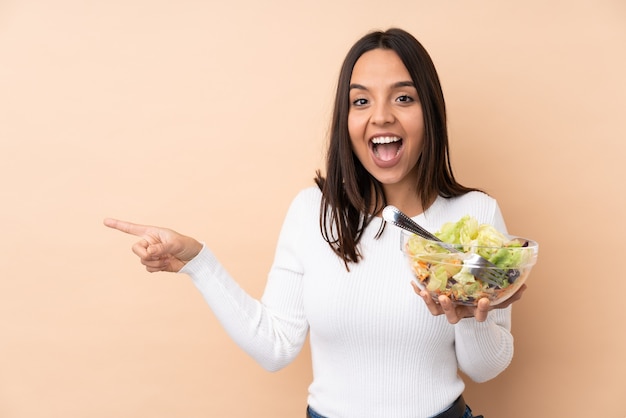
[146,242,170,258]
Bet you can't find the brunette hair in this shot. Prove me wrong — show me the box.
[314,28,480,268]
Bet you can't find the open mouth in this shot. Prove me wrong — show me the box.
[371,136,403,162]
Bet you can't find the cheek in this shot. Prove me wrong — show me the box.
[347,113,366,142]
[404,114,425,144]
[347,114,356,134]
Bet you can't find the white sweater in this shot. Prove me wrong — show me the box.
[180,187,514,418]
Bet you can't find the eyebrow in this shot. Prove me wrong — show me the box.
[349,81,416,91]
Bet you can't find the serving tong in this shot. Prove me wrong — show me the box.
[382,205,519,288]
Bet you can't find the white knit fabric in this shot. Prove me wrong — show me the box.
[180,187,514,418]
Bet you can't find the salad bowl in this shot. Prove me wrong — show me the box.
[401,225,538,307]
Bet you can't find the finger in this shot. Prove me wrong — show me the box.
[141,257,171,272]
[146,242,171,258]
[438,296,461,324]
[131,240,151,259]
[132,240,174,263]
[410,281,421,295]
[419,288,443,316]
[474,298,491,322]
[103,218,152,238]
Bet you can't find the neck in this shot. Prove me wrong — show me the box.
[381,183,424,218]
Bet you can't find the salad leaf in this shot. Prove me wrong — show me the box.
[436,215,479,246]
[435,215,526,270]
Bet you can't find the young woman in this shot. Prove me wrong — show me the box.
[105,28,525,418]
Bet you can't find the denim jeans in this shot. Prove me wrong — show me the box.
[463,405,484,418]
[306,405,484,418]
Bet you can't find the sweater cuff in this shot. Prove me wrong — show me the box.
[178,243,219,279]
[455,315,500,338]
[454,308,513,375]
[455,306,510,338]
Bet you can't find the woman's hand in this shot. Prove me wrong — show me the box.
[104,218,203,273]
[412,282,527,324]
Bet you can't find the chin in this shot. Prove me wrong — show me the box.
[374,174,405,186]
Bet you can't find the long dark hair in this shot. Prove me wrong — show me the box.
[314,28,480,268]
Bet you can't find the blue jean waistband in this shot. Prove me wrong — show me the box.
[306,405,327,418]
[306,396,480,418]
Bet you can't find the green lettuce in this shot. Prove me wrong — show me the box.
[435,215,525,269]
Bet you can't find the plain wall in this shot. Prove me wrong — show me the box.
[1,0,625,417]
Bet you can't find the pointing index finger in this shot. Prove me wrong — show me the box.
[103,218,151,237]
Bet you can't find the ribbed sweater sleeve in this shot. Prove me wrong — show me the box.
[454,309,513,382]
[179,192,310,371]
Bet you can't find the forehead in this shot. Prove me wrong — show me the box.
[350,48,411,84]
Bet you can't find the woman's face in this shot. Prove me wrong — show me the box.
[348,48,424,193]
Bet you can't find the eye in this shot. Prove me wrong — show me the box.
[396,94,414,103]
[352,98,368,106]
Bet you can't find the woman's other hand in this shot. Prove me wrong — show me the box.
[412,282,527,324]
[104,218,203,273]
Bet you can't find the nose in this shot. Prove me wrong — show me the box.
[371,101,395,125]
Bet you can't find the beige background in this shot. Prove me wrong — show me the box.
[1,0,625,417]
